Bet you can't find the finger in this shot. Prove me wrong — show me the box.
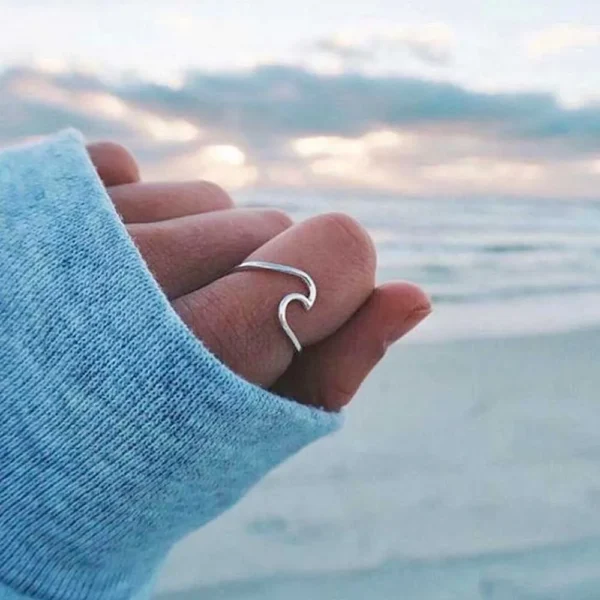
[128,209,292,299]
[173,213,377,388]
[273,282,431,411]
[87,142,140,187]
[110,181,234,224]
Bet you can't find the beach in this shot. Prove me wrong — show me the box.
[4,7,600,596]
[155,323,600,599]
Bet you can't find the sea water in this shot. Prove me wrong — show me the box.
[242,191,600,321]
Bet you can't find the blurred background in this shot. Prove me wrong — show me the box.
[2,1,600,598]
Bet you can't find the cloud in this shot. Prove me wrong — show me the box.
[3,63,600,197]
[525,25,600,59]
[136,64,600,154]
[8,74,201,144]
[312,23,455,68]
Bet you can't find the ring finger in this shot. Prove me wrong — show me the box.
[173,213,377,387]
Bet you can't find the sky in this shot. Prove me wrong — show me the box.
[1,0,600,198]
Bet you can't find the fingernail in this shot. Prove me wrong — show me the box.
[386,305,432,346]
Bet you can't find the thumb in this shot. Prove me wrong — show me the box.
[273,282,431,411]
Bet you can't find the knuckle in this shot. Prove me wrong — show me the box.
[177,285,252,370]
[319,376,356,412]
[319,212,377,275]
[94,141,129,156]
[262,209,293,231]
[96,141,137,164]
[126,224,168,277]
[90,141,140,181]
[176,288,229,360]
[198,181,235,208]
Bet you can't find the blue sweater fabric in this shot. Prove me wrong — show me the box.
[0,131,342,600]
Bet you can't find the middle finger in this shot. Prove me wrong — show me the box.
[128,208,293,299]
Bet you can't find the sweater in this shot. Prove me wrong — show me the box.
[0,131,341,600]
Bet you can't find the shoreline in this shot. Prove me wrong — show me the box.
[155,325,600,599]
[404,291,600,344]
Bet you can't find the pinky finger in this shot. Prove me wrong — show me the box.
[272,282,431,412]
[87,142,141,187]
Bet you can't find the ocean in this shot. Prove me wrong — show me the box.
[155,193,600,599]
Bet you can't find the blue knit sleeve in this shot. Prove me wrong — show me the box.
[0,131,342,600]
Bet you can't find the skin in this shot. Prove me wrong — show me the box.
[89,142,432,412]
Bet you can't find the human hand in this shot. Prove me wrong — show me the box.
[89,142,431,412]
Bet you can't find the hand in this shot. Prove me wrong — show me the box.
[88,142,431,411]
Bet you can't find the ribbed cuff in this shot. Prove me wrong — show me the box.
[0,131,341,600]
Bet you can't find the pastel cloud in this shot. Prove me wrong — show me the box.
[2,63,600,198]
[9,74,201,143]
[526,25,600,60]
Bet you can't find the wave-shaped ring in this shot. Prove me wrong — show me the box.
[232,260,317,352]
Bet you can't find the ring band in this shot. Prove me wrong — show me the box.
[232,261,317,352]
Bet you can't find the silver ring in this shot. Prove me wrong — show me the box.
[232,260,317,352]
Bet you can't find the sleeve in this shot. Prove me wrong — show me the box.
[0,131,342,600]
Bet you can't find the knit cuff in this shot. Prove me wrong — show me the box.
[0,131,342,600]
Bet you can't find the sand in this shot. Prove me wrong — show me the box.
[155,327,600,599]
